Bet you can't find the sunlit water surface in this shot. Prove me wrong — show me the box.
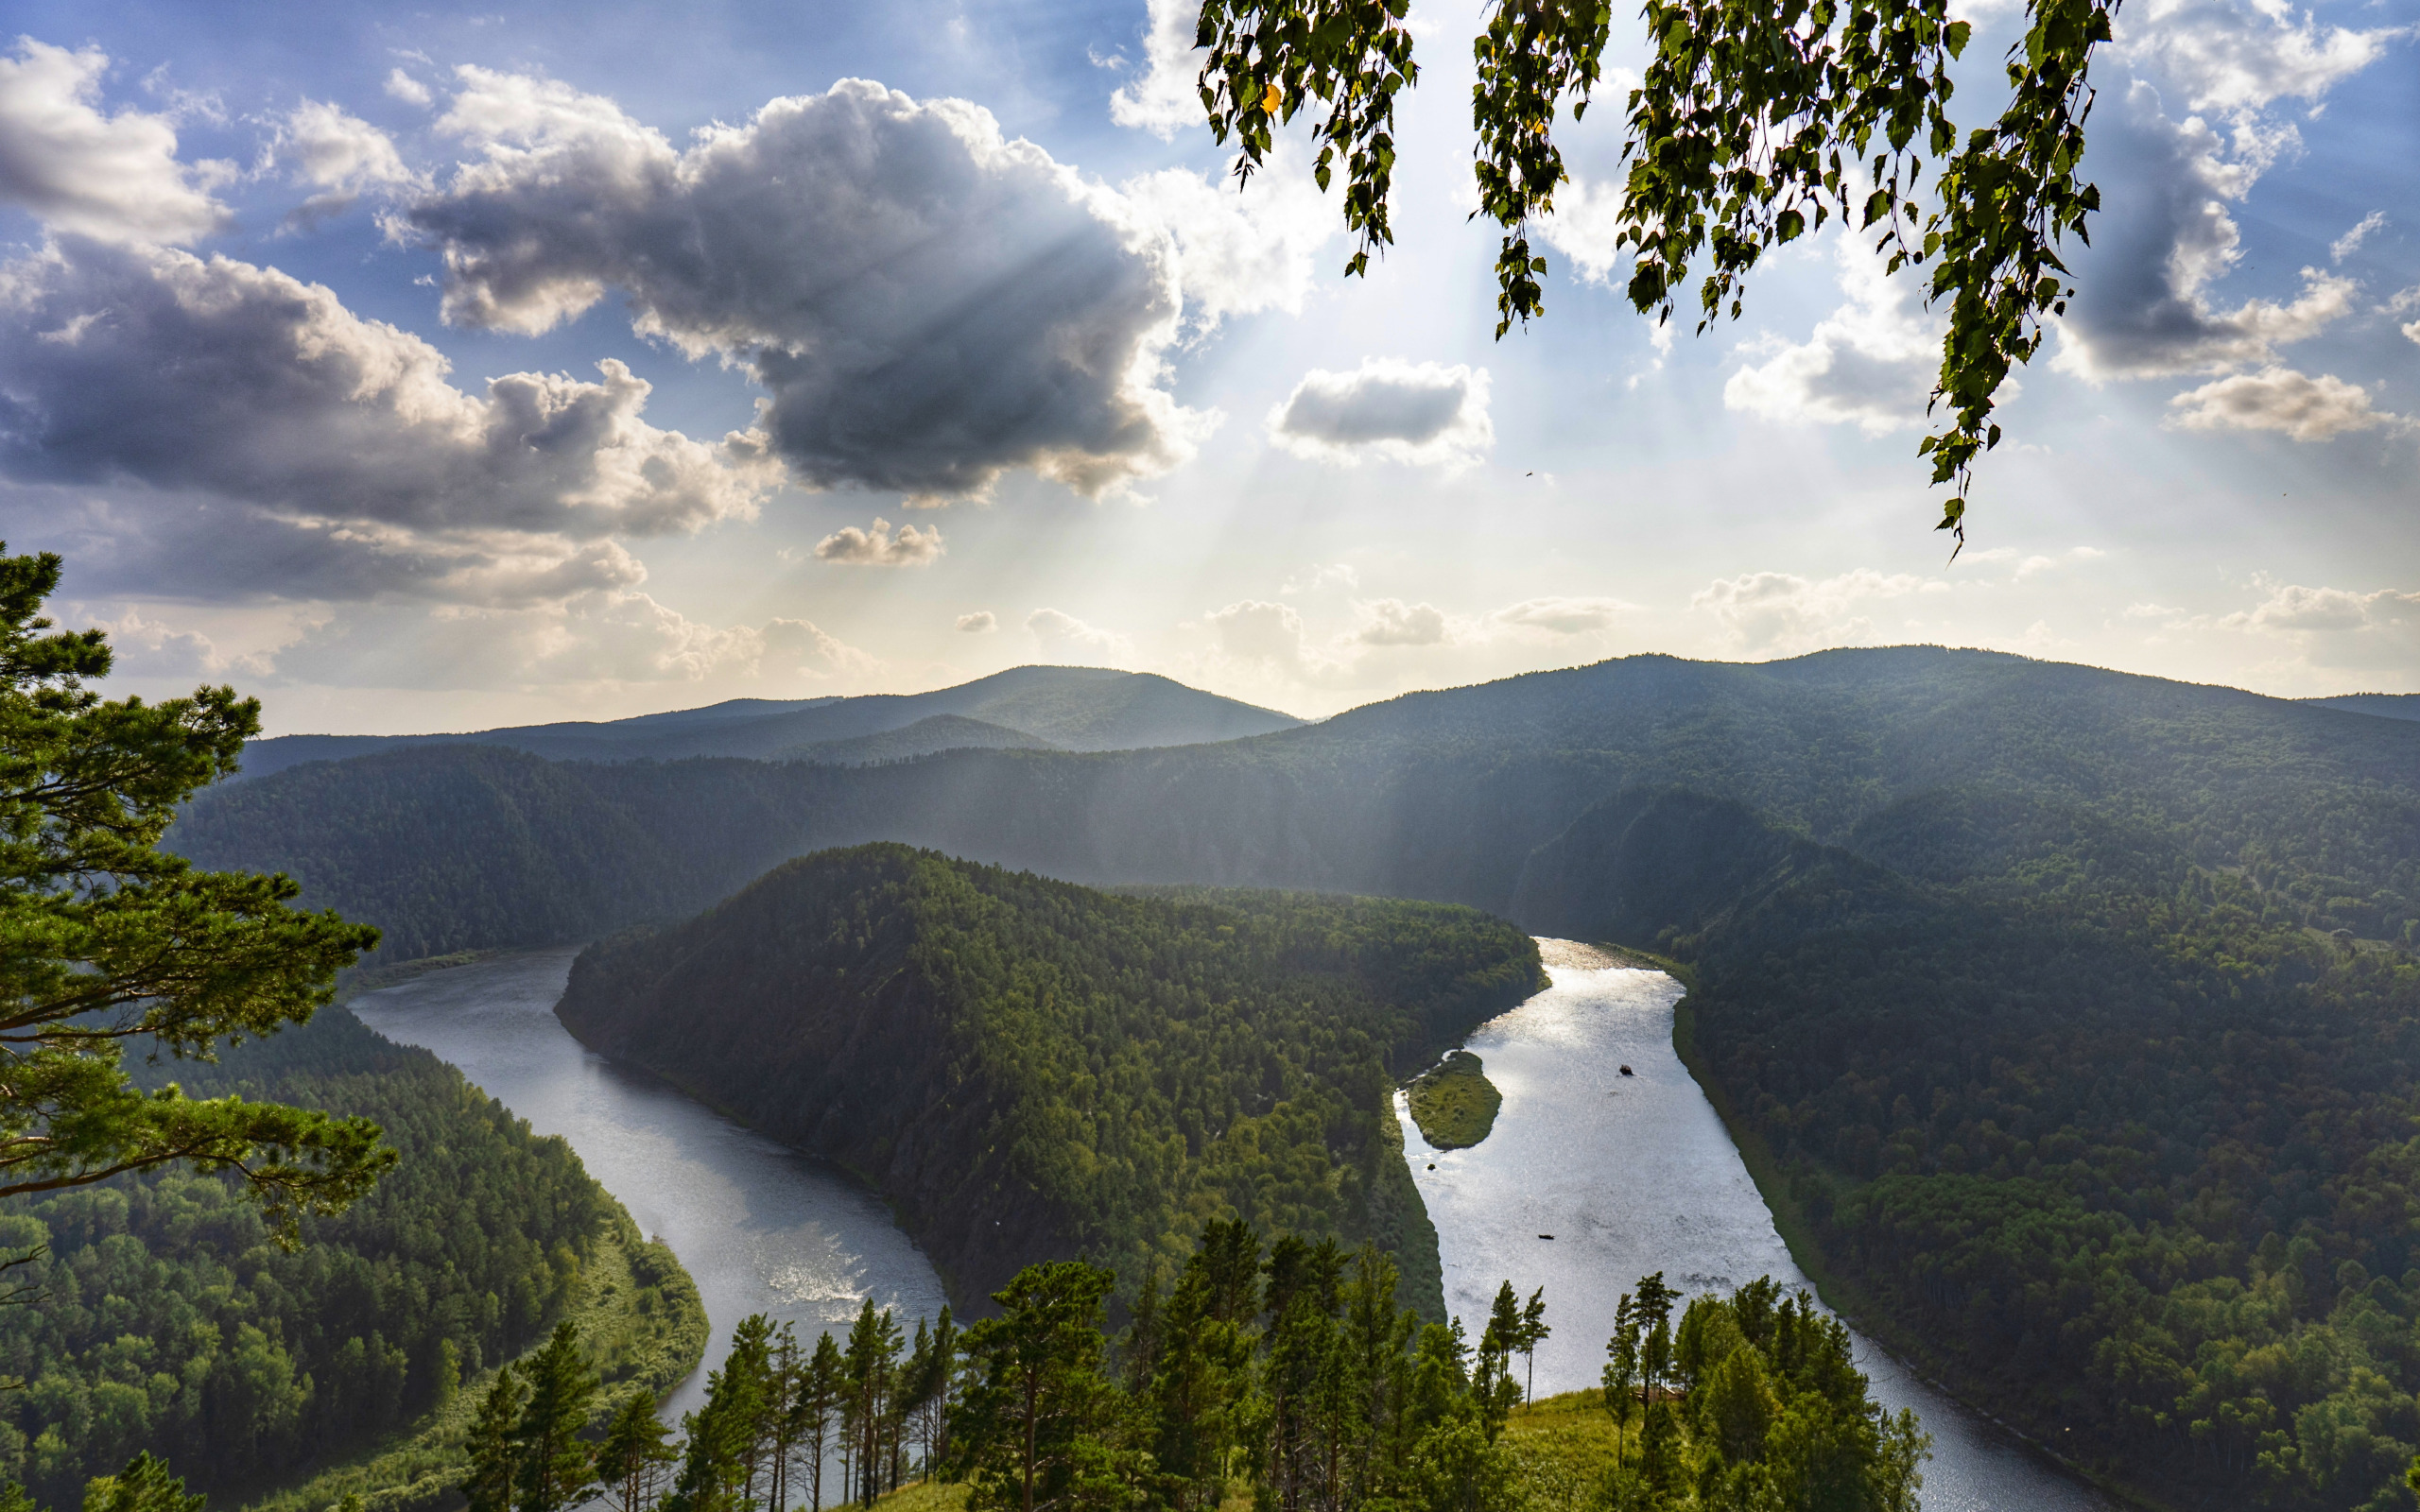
[1406,956,2124,1512]
[350,949,948,1418]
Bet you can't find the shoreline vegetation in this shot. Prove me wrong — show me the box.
[553,845,1547,1316]
[1406,1051,1504,1150]
[241,1215,706,1512]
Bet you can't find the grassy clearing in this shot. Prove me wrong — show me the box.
[874,1481,971,1512]
[1407,1049,1503,1150]
[1504,1390,1623,1512]
[240,1211,706,1512]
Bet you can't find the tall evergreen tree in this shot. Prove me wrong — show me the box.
[462,1368,530,1512]
[950,1261,1131,1512]
[0,546,387,1231]
[79,1454,204,1512]
[792,1331,846,1512]
[513,1322,601,1512]
[597,1391,677,1512]
[1514,1288,1548,1407]
[671,1316,775,1512]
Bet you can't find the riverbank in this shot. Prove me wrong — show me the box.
[239,1213,705,1512]
[1407,950,2126,1510]
[349,949,950,1419]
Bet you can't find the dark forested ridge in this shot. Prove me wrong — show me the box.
[171,645,2420,1508]
[232,665,1300,780]
[555,846,1544,1312]
[0,1006,702,1512]
[2303,692,2420,724]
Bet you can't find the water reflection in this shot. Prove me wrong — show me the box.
[1405,955,2123,1512]
[351,949,948,1418]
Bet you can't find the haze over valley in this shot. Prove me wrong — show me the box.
[4,0,2415,1507]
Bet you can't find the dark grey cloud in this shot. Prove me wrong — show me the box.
[408,71,1203,501]
[0,237,774,601]
[2053,87,2357,383]
[1267,358,1493,468]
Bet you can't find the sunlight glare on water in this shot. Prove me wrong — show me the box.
[350,949,948,1418]
[1405,949,2124,1512]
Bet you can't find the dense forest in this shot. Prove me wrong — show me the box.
[556,846,1545,1311]
[489,1227,1924,1512]
[172,645,2420,1508]
[1525,784,2420,1509]
[0,1005,704,1512]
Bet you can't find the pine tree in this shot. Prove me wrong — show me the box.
[1515,1287,1548,1406]
[598,1391,676,1512]
[950,1261,1131,1512]
[671,1316,775,1512]
[462,1368,529,1512]
[793,1332,845,1512]
[514,1322,601,1512]
[0,547,387,1233]
[79,1454,204,1512]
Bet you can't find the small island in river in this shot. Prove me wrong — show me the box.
[1407,1048,1504,1149]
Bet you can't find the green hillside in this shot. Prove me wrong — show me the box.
[784,713,1059,765]
[169,644,2420,1508]
[0,1006,704,1512]
[554,845,1545,1311]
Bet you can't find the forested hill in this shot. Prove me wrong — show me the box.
[174,646,2420,961]
[233,664,1300,779]
[555,844,1545,1312]
[171,644,2420,1507]
[0,1005,704,1512]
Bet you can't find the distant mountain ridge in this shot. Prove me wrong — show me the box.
[2303,692,2420,722]
[168,644,2420,1511]
[234,665,1300,779]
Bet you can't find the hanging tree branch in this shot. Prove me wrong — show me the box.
[1199,0,2116,545]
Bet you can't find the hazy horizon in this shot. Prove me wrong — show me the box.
[2,0,2411,735]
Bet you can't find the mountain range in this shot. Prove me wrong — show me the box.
[166,645,2420,1509]
[233,664,1302,780]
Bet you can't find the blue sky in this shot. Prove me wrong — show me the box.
[1,0,2413,732]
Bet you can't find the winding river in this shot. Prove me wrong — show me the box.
[356,942,2121,1506]
[1406,945,2123,1511]
[349,949,948,1418]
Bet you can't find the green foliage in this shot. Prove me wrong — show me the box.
[78,1454,202,1512]
[0,546,386,1229]
[1197,0,1420,281]
[1196,0,2111,527]
[1406,1052,1502,1152]
[0,1005,669,1509]
[941,1236,1924,1512]
[557,846,1544,1310]
[1562,786,2420,1507]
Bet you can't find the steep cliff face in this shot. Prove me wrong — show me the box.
[554,844,1544,1312]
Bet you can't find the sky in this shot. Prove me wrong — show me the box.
[0,0,2413,733]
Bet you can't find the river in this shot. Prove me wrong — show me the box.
[1405,947,2124,1511]
[349,948,948,1418]
[354,943,2121,1507]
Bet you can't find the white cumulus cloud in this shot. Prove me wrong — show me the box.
[267,99,420,223]
[1027,607,1132,661]
[1107,0,1202,136]
[956,610,997,633]
[1692,569,1941,654]
[2167,367,2409,440]
[1726,236,1941,435]
[0,39,230,244]
[813,517,946,567]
